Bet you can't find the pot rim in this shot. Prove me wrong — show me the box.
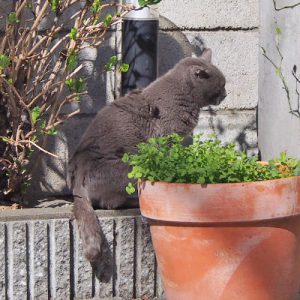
[138,174,300,187]
[138,175,300,223]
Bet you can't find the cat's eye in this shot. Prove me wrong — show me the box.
[195,69,210,79]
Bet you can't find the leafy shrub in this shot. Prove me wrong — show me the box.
[0,0,161,201]
[122,133,300,194]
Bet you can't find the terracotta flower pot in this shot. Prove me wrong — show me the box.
[138,176,300,300]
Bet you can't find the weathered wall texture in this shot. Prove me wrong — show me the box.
[26,1,260,199]
[0,209,163,300]
[258,0,300,160]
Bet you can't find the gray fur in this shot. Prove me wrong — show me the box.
[68,49,226,262]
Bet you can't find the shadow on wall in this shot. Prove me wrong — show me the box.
[26,38,114,201]
[27,15,257,199]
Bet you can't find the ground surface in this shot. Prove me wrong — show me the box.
[0,197,73,211]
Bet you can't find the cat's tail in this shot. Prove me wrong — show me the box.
[73,194,102,262]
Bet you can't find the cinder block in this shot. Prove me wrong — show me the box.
[73,219,94,299]
[194,31,259,110]
[195,109,258,154]
[33,220,49,299]
[115,217,135,299]
[158,30,259,110]
[44,219,71,299]
[156,0,259,29]
[94,218,115,298]
[12,222,27,300]
[135,217,156,298]
[0,210,159,299]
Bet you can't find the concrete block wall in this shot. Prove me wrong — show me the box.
[0,208,163,300]
[19,0,260,199]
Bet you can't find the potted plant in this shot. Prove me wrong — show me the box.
[122,133,300,300]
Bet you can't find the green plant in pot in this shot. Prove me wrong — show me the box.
[123,133,300,300]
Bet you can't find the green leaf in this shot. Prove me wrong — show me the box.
[104,14,112,27]
[125,182,136,195]
[0,136,9,142]
[31,106,41,125]
[66,50,79,72]
[65,77,86,93]
[0,54,10,70]
[104,55,118,71]
[119,63,129,73]
[138,0,162,7]
[40,120,47,129]
[91,0,102,15]
[26,1,33,9]
[49,0,60,12]
[122,133,300,188]
[69,27,78,40]
[275,26,282,35]
[122,153,130,162]
[47,128,58,135]
[7,12,20,25]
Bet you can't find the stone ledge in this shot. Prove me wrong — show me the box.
[0,208,161,300]
[0,207,140,222]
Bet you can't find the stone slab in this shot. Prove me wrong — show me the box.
[135,217,156,298]
[0,209,158,300]
[32,220,49,300]
[154,30,259,109]
[11,222,27,300]
[156,0,259,29]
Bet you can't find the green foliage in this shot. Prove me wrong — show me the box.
[138,0,162,7]
[105,55,118,71]
[0,136,9,142]
[69,28,78,40]
[119,63,129,73]
[103,14,112,27]
[126,182,136,194]
[0,54,10,70]
[49,0,61,12]
[66,50,79,72]
[26,1,33,9]
[275,26,282,35]
[47,127,58,136]
[7,12,20,25]
[65,77,86,93]
[105,57,129,72]
[31,106,41,125]
[122,134,300,194]
[91,0,102,15]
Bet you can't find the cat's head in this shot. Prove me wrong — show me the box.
[175,49,227,107]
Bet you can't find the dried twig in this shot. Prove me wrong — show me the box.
[0,0,135,200]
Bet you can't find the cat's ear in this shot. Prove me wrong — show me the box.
[194,67,210,79]
[200,48,212,62]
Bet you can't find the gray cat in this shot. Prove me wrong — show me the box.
[68,49,227,262]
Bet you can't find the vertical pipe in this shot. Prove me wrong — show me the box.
[121,0,159,96]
